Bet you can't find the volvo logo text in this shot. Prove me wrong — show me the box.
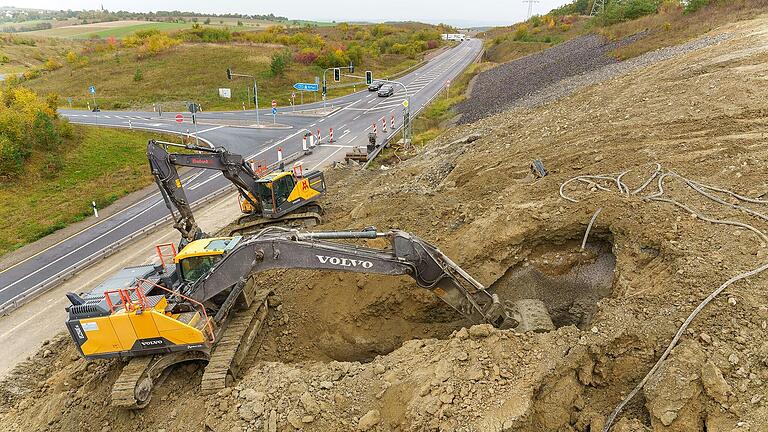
[316,255,373,268]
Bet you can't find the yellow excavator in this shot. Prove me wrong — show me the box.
[63,141,554,409]
[147,139,326,238]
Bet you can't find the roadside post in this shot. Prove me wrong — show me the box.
[188,102,200,145]
[92,201,99,218]
[88,85,98,112]
[66,97,73,108]
[291,93,296,112]
[271,100,277,124]
[277,147,284,170]
[446,80,451,99]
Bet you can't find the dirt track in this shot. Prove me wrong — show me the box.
[2,14,768,432]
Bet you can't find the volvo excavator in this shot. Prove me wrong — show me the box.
[147,139,326,239]
[64,140,554,410]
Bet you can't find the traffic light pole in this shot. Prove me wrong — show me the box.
[227,69,260,126]
[322,64,353,108]
[380,79,411,145]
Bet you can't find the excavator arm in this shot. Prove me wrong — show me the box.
[147,139,262,243]
[184,227,517,329]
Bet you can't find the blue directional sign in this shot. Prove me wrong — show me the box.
[293,82,319,92]
[271,107,277,115]
[88,85,96,94]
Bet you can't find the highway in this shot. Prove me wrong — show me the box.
[0,38,482,310]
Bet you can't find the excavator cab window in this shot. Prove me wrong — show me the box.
[255,182,274,212]
[271,175,296,208]
[179,255,223,283]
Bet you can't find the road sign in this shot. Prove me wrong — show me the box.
[402,100,409,108]
[175,114,183,123]
[271,99,277,108]
[88,85,96,94]
[218,88,231,98]
[293,82,319,92]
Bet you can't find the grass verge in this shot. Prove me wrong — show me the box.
[0,125,173,257]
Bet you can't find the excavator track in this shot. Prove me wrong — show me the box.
[230,204,324,237]
[111,350,210,409]
[111,356,155,409]
[200,287,271,394]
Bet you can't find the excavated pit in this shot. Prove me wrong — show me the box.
[254,235,616,366]
[491,236,616,329]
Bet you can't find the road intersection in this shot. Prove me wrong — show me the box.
[0,38,482,311]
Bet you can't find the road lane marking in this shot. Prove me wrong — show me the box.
[194,125,226,135]
[346,135,358,144]
[310,147,344,171]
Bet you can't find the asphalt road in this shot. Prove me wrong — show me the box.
[0,39,482,310]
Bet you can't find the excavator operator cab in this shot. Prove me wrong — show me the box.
[256,173,295,214]
[174,237,241,284]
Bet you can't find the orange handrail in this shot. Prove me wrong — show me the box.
[135,278,215,344]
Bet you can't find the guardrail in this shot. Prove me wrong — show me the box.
[0,150,307,316]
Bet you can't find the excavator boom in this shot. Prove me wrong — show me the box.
[184,227,515,329]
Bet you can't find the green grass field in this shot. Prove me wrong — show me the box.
[0,125,171,256]
[25,43,429,111]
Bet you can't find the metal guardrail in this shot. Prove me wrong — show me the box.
[0,149,307,316]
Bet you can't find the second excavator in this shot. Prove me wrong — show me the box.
[147,139,326,239]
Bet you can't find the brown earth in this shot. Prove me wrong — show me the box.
[2,14,768,432]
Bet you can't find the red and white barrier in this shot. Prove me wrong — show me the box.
[391,114,395,130]
[317,129,321,143]
[329,128,334,143]
[381,117,387,133]
[277,147,283,162]
[372,123,377,134]
[309,133,315,148]
[302,134,308,152]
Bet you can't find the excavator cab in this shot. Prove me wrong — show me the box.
[174,237,241,284]
[240,170,325,219]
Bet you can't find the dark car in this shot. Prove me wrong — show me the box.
[368,80,384,91]
[377,84,394,97]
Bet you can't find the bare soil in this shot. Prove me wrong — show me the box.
[2,15,768,432]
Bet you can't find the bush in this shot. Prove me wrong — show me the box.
[293,49,319,65]
[513,24,530,41]
[22,69,40,80]
[684,0,709,13]
[136,34,181,57]
[270,51,291,77]
[596,0,663,26]
[178,27,232,43]
[43,58,63,71]
[133,67,143,82]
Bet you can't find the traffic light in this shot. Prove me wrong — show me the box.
[348,62,354,73]
[365,71,373,85]
[226,68,232,80]
[333,68,340,82]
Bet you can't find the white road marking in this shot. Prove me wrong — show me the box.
[193,125,226,135]
[346,135,359,144]
[310,147,344,171]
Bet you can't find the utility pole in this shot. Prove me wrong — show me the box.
[590,0,606,16]
[523,0,539,19]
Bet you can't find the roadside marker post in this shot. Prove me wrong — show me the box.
[391,114,395,130]
[329,128,334,143]
[302,134,308,152]
[372,123,377,134]
[309,133,315,148]
[277,147,284,170]
[317,129,321,143]
[92,201,98,218]
[381,117,387,133]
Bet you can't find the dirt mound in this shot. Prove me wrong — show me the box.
[3,14,768,432]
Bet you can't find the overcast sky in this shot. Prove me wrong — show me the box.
[6,0,574,27]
